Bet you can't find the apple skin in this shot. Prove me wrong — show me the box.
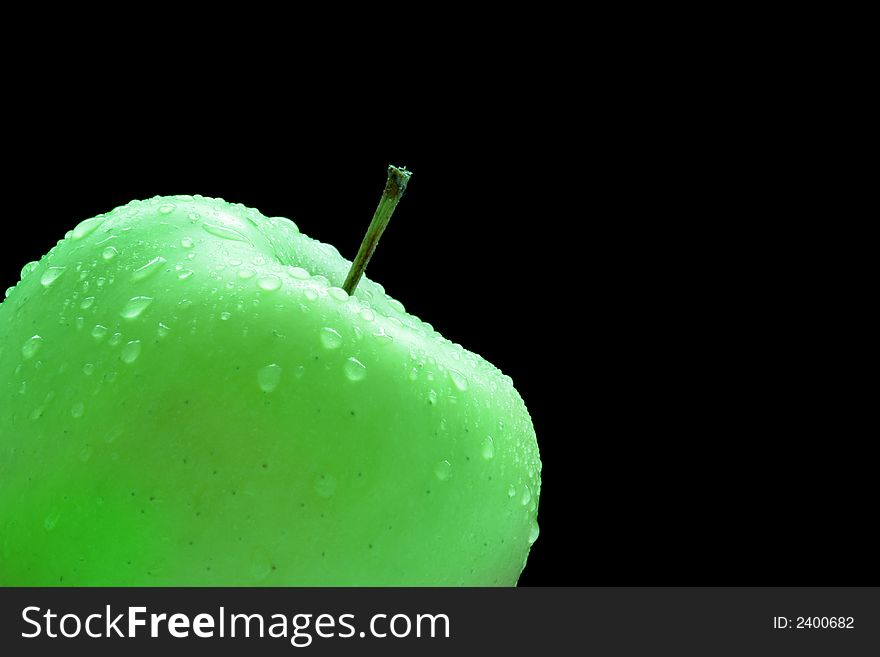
[0,195,541,585]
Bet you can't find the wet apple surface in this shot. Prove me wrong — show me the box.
[0,195,541,585]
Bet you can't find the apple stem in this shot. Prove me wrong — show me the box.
[342,165,412,295]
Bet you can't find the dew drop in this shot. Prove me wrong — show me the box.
[320,327,343,350]
[120,340,142,364]
[177,268,194,281]
[250,548,272,581]
[373,327,394,344]
[482,435,495,460]
[508,485,516,498]
[360,308,375,322]
[158,203,175,214]
[72,216,105,240]
[257,364,283,392]
[304,288,318,301]
[237,267,255,280]
[158,322,171,338]
[314,474,337,498]
[343,357,367,382]
[91,325,108,341]
[434,460,453,481]
[79,445,93,462]
[427,389,438,405]
[181,237,194,249]
[388,298,405,313]
[131,256,167,281]
[20,261,39,280]
[102,246,119,261]
[219,311,231,321]
[80,296,96,310]
[71,402,85,418]
[40,266,66,287]
[121,296,154,319]
[449,369,469,392]
[83,363,95,376]
[43,512,61,531]
[287,266,309,279]
[108,333,122,347]
[257,275,282,292]
[202,222,253,245]
[521,484,532,506]
[22,335,43,360]
[528,521,540,544]
[328,286,349,302]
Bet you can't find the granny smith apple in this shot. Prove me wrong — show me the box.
[0,190,541,585]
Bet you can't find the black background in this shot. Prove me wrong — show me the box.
[0,73,873,587]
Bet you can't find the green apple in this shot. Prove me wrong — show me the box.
[0,192,541,585]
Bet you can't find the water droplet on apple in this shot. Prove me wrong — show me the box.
[22,335,43,360]
[508,485,516,498]
[287,266,309,279]
[343,357,367,382]
[178,269,194,280]
[482,436,495,460]
[71,402,85,418]
[237,267,255,280]
[320,327,343,350]
[120,340,142,364]
[72,216,105,240]
[257,364,283,392]
[388,298,405,313]
[158,203,175,214]
[80,296,96,310]
[521,484,532,506]
[328,286,349,302]
[449,369,469,392]
[427,389,438,405]
[250,548,272,581]
[528,521,540,544]
[102,246,118,261]
[202,222,253,245]
[20,261,39,280]
[131,256,167,281]
[121,296,154,319]
[83,363,95,376]
[220,311,231,321]
[314,474,337,498]
[108,333,123,347]
[91,325,108,341]
[158,322,171,338]
[304,288,318,301]
[40,266,66,287]
[181,237,194,249]
[43,512,61,531]
[257,275,282,292]
[360,308,375,322]
[434,460,453,481]
[373,327,394,345]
